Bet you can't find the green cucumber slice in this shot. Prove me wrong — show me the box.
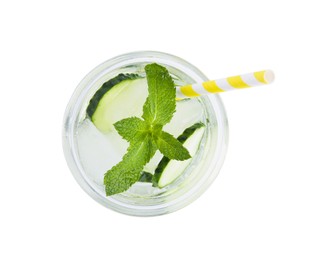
[86,74,147,132]
[153,123,205,188]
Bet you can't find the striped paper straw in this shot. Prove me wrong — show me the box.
[176,70,274,99]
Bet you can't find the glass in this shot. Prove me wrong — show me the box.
[62,51,229,216]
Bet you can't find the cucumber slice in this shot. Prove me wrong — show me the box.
[153,123,205,188]
[86,74,147,132]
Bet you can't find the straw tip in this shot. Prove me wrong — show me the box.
[265,70,275,84]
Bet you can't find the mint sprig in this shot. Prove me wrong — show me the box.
[104,63,191,196]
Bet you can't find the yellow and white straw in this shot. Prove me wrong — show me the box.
[176,70,275,99]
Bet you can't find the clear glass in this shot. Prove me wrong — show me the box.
[62,51,229,216]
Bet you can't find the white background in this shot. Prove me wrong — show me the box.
[1,0,335,259]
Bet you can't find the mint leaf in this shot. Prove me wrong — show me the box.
[104,162,141,196]
[155,131,191,160]
[104,135,156,196]
[114,117,148,143]
[142,63,176,125]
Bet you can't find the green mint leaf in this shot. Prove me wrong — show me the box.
[104,135,157,196]
[142,63,176,125]
[114,117,148,143]
[104,162,142,196]
[155,131,191,160]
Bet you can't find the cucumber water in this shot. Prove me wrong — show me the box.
[76,73,208,196]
